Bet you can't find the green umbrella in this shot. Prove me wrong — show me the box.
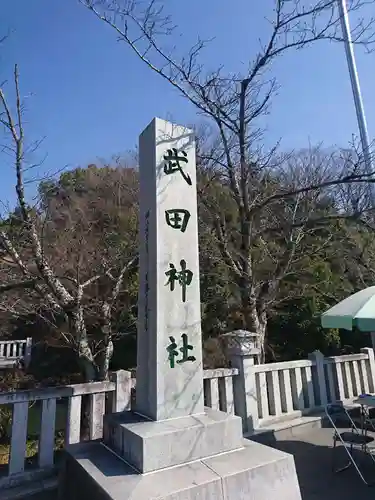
[321,286,375,332]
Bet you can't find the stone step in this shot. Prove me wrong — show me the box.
[248,413,327,445]
[249,404,370,446]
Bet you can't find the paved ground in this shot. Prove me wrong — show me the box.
[20,427,375,499]
[270,427,375,500]
[22,491,55,500]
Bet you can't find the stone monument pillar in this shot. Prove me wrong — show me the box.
[136,117,204,420]
[59,118,302,500]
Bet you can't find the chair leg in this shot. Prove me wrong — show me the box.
[341,443,373,486]
[334,446,352,473]
[332,437,351,474]
[331,437,337,473]
[327,406,375,486]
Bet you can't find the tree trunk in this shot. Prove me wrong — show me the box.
[97,339,113,381]
[97,302,114,381]
[256,314,267,364]
[239,284,268,363]
[69,307,98,382]
[80,357,97,382]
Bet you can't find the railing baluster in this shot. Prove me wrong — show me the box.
[360,359,370,394]
[257,372,269,419]
[204,378,220,411]
[89,393,106,440]
[305,366,315,408]
[66,395,82,445]
[9,402,29,475]
[326,363,336,403]
[352,360,361,396]
[218,377,234,413]
[294,367,305,410]
[268,370,282,417]
[343,361,353,399]
[280,369,293,413]
[336,362,346,401]
[39,399,57,468]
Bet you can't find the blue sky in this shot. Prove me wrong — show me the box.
[1,0,374,209]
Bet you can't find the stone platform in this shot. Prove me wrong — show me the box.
[59,438,301,500]
[58,408,302,499]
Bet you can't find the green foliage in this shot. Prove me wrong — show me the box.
[0,407,11,440]
[268,296,341,360]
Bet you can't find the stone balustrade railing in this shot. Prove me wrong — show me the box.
[324,350,375,403]
[0,338,32,368]
[253,358,318,426]
[0,349,374,492]
[228,347,375,432]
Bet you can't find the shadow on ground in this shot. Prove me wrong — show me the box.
[22,491,56,500]
[262,428,375,500]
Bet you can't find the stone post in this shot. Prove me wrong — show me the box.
[110,370,132,412]
[136,118,204,421]
[221,330,261,433]
[308,350,327,407]
[24,337,32,369]
[361,347,375,393]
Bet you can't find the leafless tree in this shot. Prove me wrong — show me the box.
[0,66,138,380]
[81,0,375,360]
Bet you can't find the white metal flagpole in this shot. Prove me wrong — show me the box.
[337,0,374,190]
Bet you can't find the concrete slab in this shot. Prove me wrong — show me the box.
[103,408,243,473]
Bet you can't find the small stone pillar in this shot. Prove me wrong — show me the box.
[308,350,327,407]
[361,347,375,393]
[221,330,261,433]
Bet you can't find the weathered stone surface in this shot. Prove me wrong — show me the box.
[220,330,261,357]
[103,407,243,473]
[60,439,302,500]
[136,117,204,421]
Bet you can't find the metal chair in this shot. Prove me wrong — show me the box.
[325,404,375,485]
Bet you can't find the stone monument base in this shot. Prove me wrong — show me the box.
[58,438,301,500]
[102,408,244,473]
